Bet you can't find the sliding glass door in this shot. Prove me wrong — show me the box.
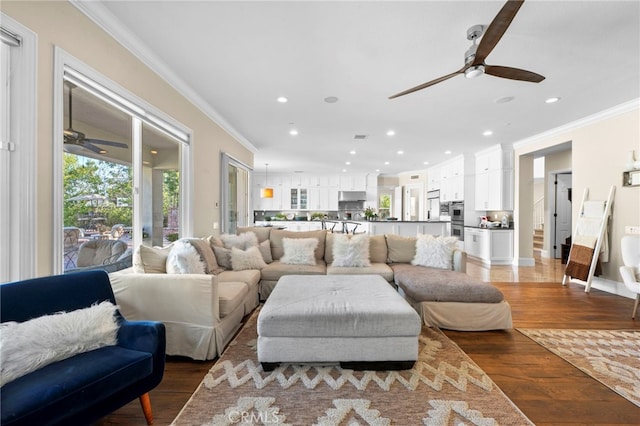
[221,153,250,234]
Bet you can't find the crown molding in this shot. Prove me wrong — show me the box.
[70,0,257,154]
[514,98,640,149]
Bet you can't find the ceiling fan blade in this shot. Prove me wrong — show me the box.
[473,0,524,65]
[82,142,107,154]
[84,138,129,149]
[485,65,545,82]
[389,68,465,99]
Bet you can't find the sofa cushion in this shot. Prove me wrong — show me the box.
[231,246,267,271]
[218,281,248,318]
[237,226,272,243]
[220,232,258,250]
[411,234,458,270]
[260,260,327,282]
[331,234,371,267]
[391,263,505,303]
[132,244,174,273]
[270,229,326,261]
[324,233,387,264]
[280,238,318,265]
[326,263,394,282]
[386,234,417,263]
[217,269,261,287]
[1,346,152,425]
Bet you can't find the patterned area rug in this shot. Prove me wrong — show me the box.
[518,329,640,408]
[172,310,532,425]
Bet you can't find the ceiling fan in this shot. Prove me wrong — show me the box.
[63,83,128,154]
[389,0,545,99]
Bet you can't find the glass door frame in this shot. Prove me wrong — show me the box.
[221,152,252,234]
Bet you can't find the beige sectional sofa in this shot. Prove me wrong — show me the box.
[109,226,510,361]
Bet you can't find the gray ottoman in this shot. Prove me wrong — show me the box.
[257,274,421,371]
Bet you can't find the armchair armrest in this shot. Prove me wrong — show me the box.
[620,265,639,289]
[117,318,166,354]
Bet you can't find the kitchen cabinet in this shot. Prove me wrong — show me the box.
[367,221,450,237]
[464,227,513,265]
[339,174,367,191]
[253,175,287,211]
[290,188,308,210]
[440,156,464,202]
[427,166,440,191]
[474,147,513,211]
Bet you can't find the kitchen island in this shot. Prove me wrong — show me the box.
[253,220,451,237]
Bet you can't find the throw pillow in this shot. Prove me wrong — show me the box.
[0,301,119,386]
[258,239,273,264]
[411,234,458,270]
[331,234,371,267]
[220,232,258,250]
[166,240,206,274]
[212,246,232,270]
[280,237,318,266]
[237,226,272,243]
[180,238,222,274]
[385,234,417,263]
[231,246,267,271]
[132,244,174,273]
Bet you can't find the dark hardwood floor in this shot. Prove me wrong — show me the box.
[97,258,640,425]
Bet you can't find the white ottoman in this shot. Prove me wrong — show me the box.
[257,274,421,371]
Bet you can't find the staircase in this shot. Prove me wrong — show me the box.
[533,227,544,253]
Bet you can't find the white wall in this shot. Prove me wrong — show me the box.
[515,102,640,286]
[4,1,254,275]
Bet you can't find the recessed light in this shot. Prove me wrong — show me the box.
[345,161,351,165]
[423,161,429,165]
[277,96,288,103]
[342,168,347,172]
[545,97,560,104]
[375,169,380,172]
[386,130,396,136]
[349,150,356,155]
[289,129,298,136]
[384,161,390,165]
[444,150,452,155]
[482,130,493,136]
[397,150,404,155]
[324,96,339,103]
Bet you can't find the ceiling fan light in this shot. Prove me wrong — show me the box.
[465,65,485,79]
[260,187,274,198]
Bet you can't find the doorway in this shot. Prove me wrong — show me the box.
[550,172,572,258]
[403,184,424,221]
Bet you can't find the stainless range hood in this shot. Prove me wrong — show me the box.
[338,191,366,202]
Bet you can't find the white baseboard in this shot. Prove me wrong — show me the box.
[566,276,636,300]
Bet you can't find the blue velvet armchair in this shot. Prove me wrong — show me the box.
[0,270,166,426]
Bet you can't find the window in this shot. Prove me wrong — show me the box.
[0,17,36,283]
[54,49,192,273]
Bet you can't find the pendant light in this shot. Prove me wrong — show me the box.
[260,163,274,198]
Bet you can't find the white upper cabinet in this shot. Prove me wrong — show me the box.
[474,147,514,211]
[339,174,367,191]
[439,156,464,202]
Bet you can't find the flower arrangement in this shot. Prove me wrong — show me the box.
[363,207,377,221]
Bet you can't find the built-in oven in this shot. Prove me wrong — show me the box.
[451,222,464,241]
[450,202,464,222]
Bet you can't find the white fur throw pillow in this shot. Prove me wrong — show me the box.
[280,237,318,266]
[411,234,458,270]
[220,232,258,250]
[332,234,371,267]
[231,246,267,271]
[0,301,119,386]
[166,239,206,274]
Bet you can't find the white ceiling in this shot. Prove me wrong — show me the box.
[76,0,640,175]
